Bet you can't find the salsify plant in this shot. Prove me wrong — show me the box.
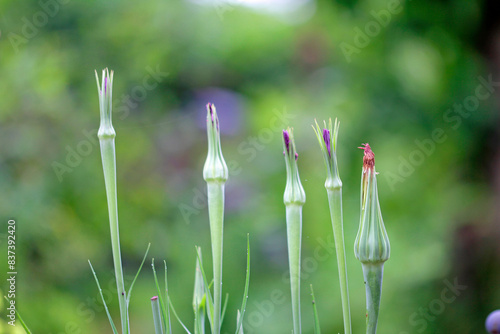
[89,68,396,334]
[91,71,250,334]
[203,103,228,334]
[282,128,306,334]
[312,119,352,334]
[354,143,390,334]
[91,68,150,334]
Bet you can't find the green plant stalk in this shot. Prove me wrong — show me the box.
[194,303,206,334]
[96,69,128,334]
[361,263,384,334]
[207,181,225,334]
[286,204,302,334]
[99,134,129,334]
[236,310,244,334]
[326,188,351,334]
[152,297,164,334]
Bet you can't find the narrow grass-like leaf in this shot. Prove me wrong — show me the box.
[164,261,172,334]
[235,235,251,334]
[151,296,165,334]
[152,259,168,331]
[220,293,229,324]
[3,296,32,334]
[310,285,321,334]
[193,247,206,334]
[167,293,192,334]
[89,261,119,334]
[196,246,215,330]
[236,310,244,334]
[127,243,151,305]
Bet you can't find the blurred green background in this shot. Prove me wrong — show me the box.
[1,0,500,333]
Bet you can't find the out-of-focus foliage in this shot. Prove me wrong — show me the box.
[0,0,499,333]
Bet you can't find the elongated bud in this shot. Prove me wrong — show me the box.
[354,143,390,264]
[203,103,228,183]
[95,68,115,139]
[312,118,342,190]
[282,128,305,205]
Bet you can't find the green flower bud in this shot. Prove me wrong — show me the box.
[312,118,342,191]
[282,128,306,206]
[95,68,116,139]
[203,103,228,183]
[354,143,390,264]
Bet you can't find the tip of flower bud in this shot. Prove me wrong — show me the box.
[359,143,375,170]
[283,130,290,155]
[151,296,158,301]
[207,102,214,121]
[322,128,331,158]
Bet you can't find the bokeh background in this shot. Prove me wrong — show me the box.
[1,0,500,333]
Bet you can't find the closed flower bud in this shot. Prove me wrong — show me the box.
[282,128,306,206]
[95,68,116,139]
[312,118,342,190]
[203,103,228,183]
[354,143,390,264]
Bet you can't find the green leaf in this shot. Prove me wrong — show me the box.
[164,261,172,334]
[88,261,119,334]
[152,259,168,332]
[127,243,151,305]
[236,310,244,334]
[195,246,215,331]
[235,234,251,334]
[166,293,192,334]
[220,293,229,324]
[3,296,32,334]
[310,284,321,334]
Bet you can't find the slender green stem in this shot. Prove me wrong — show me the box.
[286,204,302,334]
[152,296,165,334]
[326,188,351,334]
[99,136,129,334]
[207,181,225,334]
[194,306,205,334]
[310,284,321,334]
[362,263,384,334]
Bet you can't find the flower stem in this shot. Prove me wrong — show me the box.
[361,263,384,334]
[286,204,302,334]
[99,134,129,334]
[207,181,225,334]
[326,188,351,334]
[96,69,128,334]
[151,296,164,334]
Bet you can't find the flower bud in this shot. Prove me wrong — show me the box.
[203,103,228,183]
[282,128,306,206]
[354,144,390,264]
[95,68,116,139]
[312,118,342,190]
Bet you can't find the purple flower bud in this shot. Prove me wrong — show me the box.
[283,130,290,155]
[323,128,331,157]
[486,310,500,334]
[104,77,107,94]
[151,296,158,301]
[295,152,298,160]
